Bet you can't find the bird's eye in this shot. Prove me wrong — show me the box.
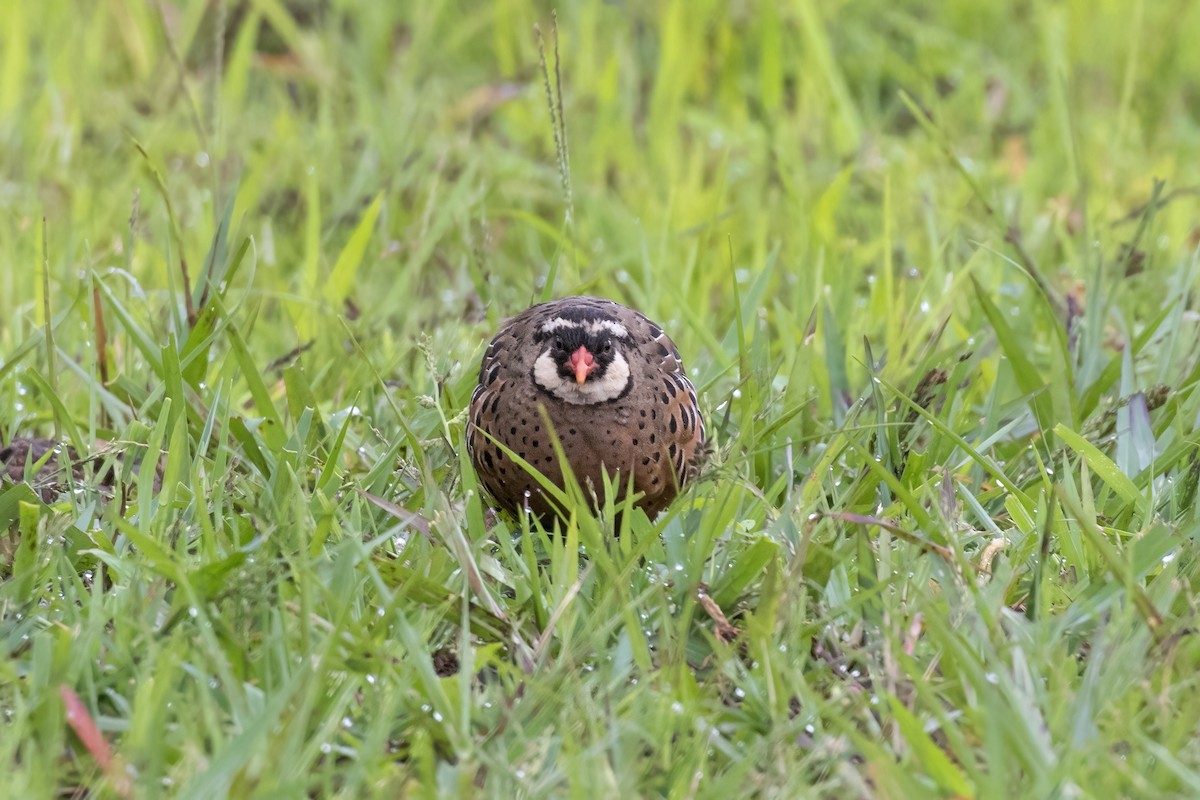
[554,338,564,350]
[602,342,612,352]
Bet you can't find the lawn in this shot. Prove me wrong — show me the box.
[3,0,1200,797]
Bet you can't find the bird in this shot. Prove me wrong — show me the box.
[466,295,706,522]
[1,438,81,502]
[0,437,162,501]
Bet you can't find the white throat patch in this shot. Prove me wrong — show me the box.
[533,349,631,405]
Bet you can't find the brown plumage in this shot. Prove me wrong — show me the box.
[1,438,80,501]
[1,437,163,501]
[466,296,706,521]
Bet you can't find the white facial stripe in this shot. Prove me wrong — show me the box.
[538,317,630,340]
[532,350,631,405]
[586,320,629,339]
[538,317,578,335]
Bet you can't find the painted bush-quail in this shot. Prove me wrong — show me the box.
[466,296,706,521]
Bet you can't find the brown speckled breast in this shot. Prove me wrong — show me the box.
[465,296,705,522]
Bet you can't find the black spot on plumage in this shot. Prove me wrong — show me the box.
[483,451,494,468]
[469,296,705,519]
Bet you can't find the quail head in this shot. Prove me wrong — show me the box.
[466,296,706,522]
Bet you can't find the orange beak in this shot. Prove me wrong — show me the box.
[568,345,595,384]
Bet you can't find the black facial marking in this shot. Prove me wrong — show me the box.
[533,312,635,388]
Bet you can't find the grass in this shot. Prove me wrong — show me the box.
[3,0,1200,796]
